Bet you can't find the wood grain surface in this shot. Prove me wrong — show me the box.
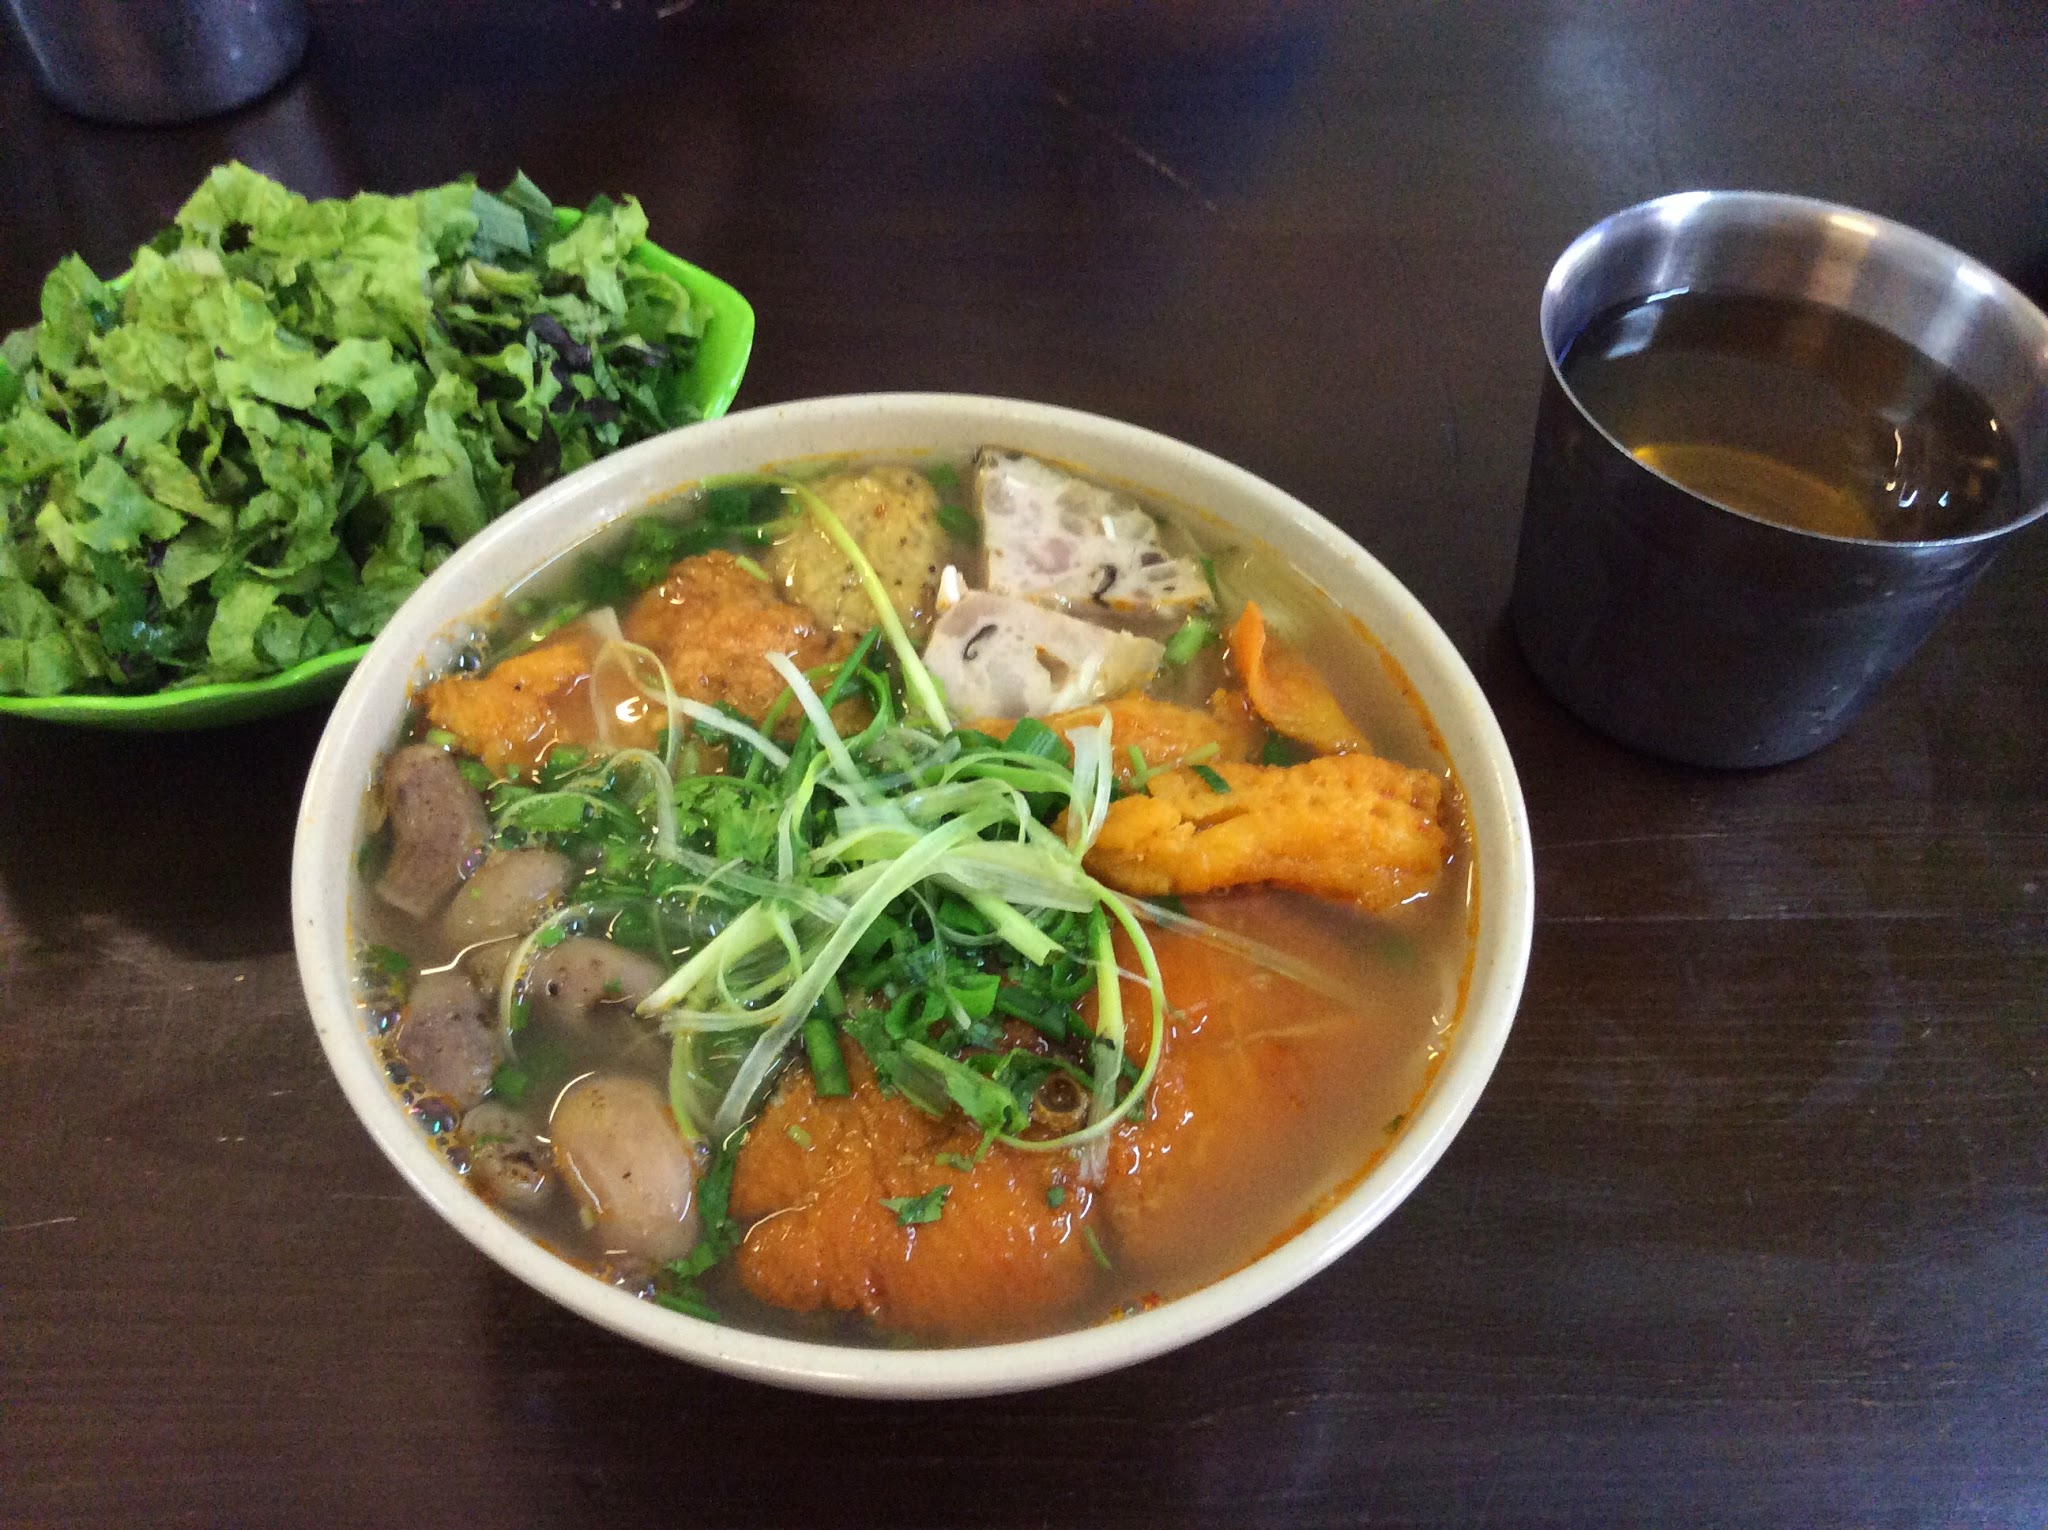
[2,3,2043,1525]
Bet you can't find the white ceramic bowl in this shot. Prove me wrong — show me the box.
[292,394,1533,1398]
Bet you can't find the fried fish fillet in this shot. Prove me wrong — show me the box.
[1083,753,1450,908]
[729,1048,1098,1339]
[420,623,631,777]
[973,690,1264,782]
[424,551,857,776]
[623,550,855,729]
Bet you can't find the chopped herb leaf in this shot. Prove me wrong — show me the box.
[936,499,979,542]
[1046,1185,1066,1209]
[880,1185,951,1226]
[1260,731,1313,767]
[662,1143,740,1283]
[653,1286,721,1322]
[365,943,411,977]
[490,1062,532,1104]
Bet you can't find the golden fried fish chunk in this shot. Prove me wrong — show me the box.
[973,691,1264,782]
[1083,753,1450,909]
[420,623,641,778]
[623,550,856,731]
[729,1048,1098,1340]
[1098,919,1392,1281]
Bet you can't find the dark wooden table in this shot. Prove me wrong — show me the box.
[3,3,2043,1524]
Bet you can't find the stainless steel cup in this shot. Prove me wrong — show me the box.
[1510,191,2048,768]
[5,0,309,125]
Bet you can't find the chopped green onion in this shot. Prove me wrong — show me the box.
[802,1014,852,1098]
[1082,1226,1111,1269]
[1161,616,1215,666]
[1190,763,1231,794]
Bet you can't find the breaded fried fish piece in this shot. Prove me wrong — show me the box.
[623,550,855,730]
[729,1049,1097,1339]
[1083,753,1450,909]
[973,691,1263,782]
[1098,920,1394,1281]
[421,622,643,777]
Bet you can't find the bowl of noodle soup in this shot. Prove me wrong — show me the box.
[293,393,1532,1396]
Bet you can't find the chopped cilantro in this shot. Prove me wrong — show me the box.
[936,499,979,543]
[489,1062,532,1104]
[880,1185,951,1226]
[365,944,411,977]
[1046,1185,1066,1209]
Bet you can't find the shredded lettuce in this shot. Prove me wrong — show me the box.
[0,163,707,695]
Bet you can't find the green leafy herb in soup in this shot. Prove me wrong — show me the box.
[0,163,707,697]
[357,451,1468,1343]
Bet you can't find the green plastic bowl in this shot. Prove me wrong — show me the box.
[0,212,753,730]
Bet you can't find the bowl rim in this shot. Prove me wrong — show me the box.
[292,392,1533,1398]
